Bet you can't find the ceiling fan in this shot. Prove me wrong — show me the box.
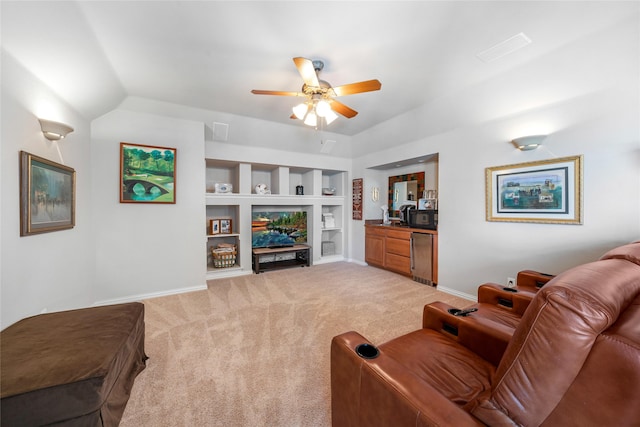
[251,57,382,127]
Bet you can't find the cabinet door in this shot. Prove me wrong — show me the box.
[365,235,385,267]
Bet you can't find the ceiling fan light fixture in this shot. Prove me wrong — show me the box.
[315,99,331,117]
[292,103,308,120]
[324,109,338,125]
[252,57,382,128]
[304,111,317,127]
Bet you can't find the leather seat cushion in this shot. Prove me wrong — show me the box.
[379,329,495,406]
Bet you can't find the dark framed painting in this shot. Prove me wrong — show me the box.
[485,155,583,224]
[20,151,76,236]
[120,142,176,203]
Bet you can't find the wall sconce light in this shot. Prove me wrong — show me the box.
[511,135,546,151]
[38,118,74,141]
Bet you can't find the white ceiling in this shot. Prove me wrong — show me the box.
[2,1,637,137]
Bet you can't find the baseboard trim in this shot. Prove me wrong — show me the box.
[92,274,477,307]
[207,269,252,280]
[436,285,477,302]
[93,284,208,306]
[314,255,345,265]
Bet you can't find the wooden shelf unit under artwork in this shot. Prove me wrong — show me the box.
[252,244,311,274]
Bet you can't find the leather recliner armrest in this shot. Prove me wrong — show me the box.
[422,302,513,366]
[330,331,485,427]
[516,269,554,291]
[476,283,536,316]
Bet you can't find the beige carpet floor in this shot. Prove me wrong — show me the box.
[120,262,472,427]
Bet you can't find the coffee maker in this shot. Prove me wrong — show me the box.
[398,202,416,225]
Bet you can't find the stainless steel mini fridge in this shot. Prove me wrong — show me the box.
[411,233,434,286]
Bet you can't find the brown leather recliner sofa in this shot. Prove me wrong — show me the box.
[331,242,640,426]
[423,269,554,365]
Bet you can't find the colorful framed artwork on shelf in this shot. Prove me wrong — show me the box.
[120,142,176,204]
[20,151,76,236]
[485,155,583,224]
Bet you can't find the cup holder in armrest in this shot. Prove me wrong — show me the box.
[355,343,380,359]
[448,308,462,315]
[502,287,518,292]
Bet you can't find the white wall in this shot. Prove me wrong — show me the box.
[91,109,207,304]
[1,52,95,328]
[117,96,353,159]
[350,18,640,299]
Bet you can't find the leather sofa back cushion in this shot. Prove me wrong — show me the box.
[472,258,640,426]
[600,241,640,266]
[542,293,640,425]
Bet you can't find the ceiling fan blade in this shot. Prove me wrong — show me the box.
[332,79,382,96]
[330,100,358,118]
[293,57,320,87]
[251,89,304,96]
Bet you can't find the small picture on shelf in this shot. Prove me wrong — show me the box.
[209,219,220,235]
[220,219,233,234]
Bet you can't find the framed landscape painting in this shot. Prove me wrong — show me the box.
[120,142,176,203]
[485,155,583,224]
[20,151,76,236]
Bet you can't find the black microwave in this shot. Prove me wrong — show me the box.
[408,209,438,230]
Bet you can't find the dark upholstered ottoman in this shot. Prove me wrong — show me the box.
[1,302,147,426]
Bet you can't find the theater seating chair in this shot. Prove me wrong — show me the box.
[331,242,640,426]
[424,270,554,365]
[474,269,554,320]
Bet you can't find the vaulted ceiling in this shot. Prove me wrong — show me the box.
[2,1,637,137]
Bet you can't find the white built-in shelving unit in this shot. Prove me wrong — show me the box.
[205,159,347,279]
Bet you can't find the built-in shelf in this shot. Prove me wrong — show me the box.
[208,233,240,239]
[205,160,347,279]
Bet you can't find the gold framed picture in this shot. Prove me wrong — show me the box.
[485,155,583,224]
[20,151,76,236]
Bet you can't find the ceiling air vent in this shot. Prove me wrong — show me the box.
[213,122,229,141]
[477,32,532,63]
[320,139,336,154]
